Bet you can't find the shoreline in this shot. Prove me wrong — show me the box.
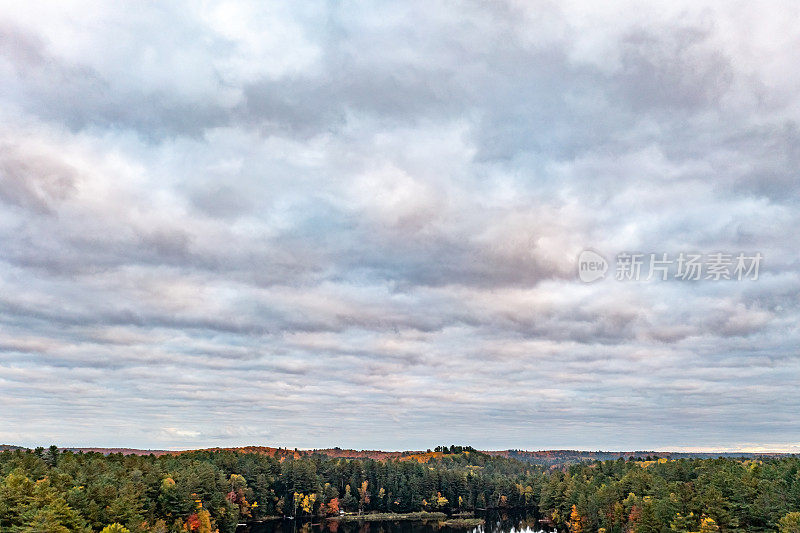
[328,512,448,522]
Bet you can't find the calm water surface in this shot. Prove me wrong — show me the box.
[237,511,555,533]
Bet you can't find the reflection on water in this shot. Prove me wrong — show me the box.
[237,511,555,533]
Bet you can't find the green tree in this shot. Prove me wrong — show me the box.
[45,446,60,468]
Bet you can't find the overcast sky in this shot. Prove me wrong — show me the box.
[0,1,798,452]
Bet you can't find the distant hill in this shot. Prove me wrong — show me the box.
[53,446,408,460]
[2,445,791,466]
[183,446,302,458]
[309,448,413,460]
[487,449,794,466]
[187,447,426,460]
[59,447,174,456]
[0,444,27,452]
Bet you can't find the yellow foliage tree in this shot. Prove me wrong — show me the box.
[698,517,719,533]
[229,474,246,490]
[435,492,448,508]
[100,524,130,533]
[301,494,316,514]
[197,509,212,533]
[358,481,369,513]
[780,512,800,533]
[569,505,583,533]
[517,484,534,505]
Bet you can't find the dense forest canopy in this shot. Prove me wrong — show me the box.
[2,446,800,533]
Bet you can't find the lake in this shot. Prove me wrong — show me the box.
[237,511,556,533]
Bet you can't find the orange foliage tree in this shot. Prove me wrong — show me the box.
[569,505,584,533]
[358,481,369,513]
[326,497,340,516]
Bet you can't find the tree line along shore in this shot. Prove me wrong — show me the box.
[2,445,800,532]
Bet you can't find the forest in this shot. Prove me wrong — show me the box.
[2,445,800,533]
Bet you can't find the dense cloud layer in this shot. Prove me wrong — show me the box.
[0,0,798,451]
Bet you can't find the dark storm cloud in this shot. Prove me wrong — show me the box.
[0,0,798,451]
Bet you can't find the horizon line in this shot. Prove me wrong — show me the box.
[5,443,800,455]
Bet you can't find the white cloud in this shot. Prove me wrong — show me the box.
[0,0,798,451]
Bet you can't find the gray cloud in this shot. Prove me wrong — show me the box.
[0,0,798,451]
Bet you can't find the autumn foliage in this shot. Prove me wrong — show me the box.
[3,446,800,532]
[569,505,583,533]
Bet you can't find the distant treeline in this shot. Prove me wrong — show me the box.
[497,449,795,467]
[2,446,800,532]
